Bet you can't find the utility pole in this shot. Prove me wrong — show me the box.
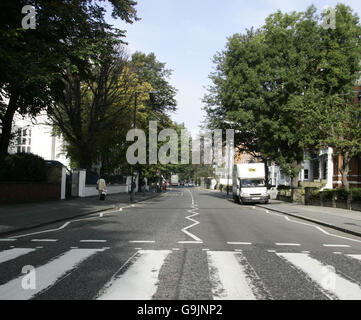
[130,92,138,203]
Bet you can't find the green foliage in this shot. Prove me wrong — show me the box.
[204,4,361,189]
[0,0,138,157]
[0,153,46,182]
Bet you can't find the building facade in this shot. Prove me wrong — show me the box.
[9,113,71,168]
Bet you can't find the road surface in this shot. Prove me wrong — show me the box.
[1,188,361,300]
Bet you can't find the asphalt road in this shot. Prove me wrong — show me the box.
[1,187,361,300]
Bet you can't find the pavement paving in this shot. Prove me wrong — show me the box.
[0,191,162,237]
[1,187,361,300]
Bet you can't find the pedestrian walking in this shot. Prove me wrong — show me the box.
[96,177,107,200]
[220,184,223,193]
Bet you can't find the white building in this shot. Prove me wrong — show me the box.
[9,113,70,168]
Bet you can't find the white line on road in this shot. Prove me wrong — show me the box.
[179,192,202,243]
[347,254,361,262]
[0,248,36,264]
[0,239,17,242]
[80,240,107,243]
[129,241,156,244]
[31,239,58,242]
[227,242,252,245]
[264,207,361,244]
[96,250,171,300]
[275,243,301,246]
[9,205,134,239]
[178,241,203,244]
[276,252,361,300]
[0,248,106,300]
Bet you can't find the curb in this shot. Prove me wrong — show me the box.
[0,193,161,238]
[256,204,361,239]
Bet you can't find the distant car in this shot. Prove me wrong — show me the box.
[188,182,194,187]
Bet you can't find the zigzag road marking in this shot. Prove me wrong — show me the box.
[178,190,203,244]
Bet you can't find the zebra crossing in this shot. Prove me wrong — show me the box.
[0,245,361,300]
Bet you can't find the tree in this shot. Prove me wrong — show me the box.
[49,45,139,169]
[316,4,361,190]
[0,0,138,159]
[204,6,351,188]
[130,52,177,114]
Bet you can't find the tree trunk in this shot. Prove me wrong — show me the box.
[263,159,269,187]
[340,153,350,191]
[0,92,19,160]
[290,159,302,188]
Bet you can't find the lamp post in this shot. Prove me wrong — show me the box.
[130,90,158,202]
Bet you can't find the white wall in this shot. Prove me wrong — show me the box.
[83,185,129,197]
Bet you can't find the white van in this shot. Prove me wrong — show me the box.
[233,163,269,204]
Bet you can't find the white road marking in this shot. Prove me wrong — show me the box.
[264,207,361,244]
[301,251,311,254]
[323,244,351,248]
[227,242,252,245]
[10,205,134,239]
[0,239,17,242]
[334,252,343,255]
[172,248,180,251]
[347,255,361,262]
[276,252,361,300]
[129,241,156,244]
[97,250,171,300]
[0,248,106,300]
[31,239,58,242]
[207,251,257,300]
[0,248,36,264]
[275,243,301,247]
[178,190,202,244]
[80,240,107,243]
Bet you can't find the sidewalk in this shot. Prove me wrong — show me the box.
[258,200,361,238]
[0,192,161,237]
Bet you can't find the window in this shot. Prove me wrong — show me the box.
[16,127,32,153]
[304,169,309,180]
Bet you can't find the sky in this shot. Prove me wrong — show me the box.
[106,0,361,134]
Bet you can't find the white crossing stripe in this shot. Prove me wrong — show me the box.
[31,239,58,242]
[0,248,36,264]
[276,252,361,300]
[0,248,106,300]
[275,243,301,246]
[206,251,256,300]
[0,239,17,242]
[97,250,171,300]
[80,240,107,243]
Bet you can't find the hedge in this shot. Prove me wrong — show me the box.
[0,153,47,182]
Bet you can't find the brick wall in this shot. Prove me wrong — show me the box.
[0,182,61,204]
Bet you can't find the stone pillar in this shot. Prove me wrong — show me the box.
[322,147,334,190]
[61,167,66,200]
[78,169,86,197]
